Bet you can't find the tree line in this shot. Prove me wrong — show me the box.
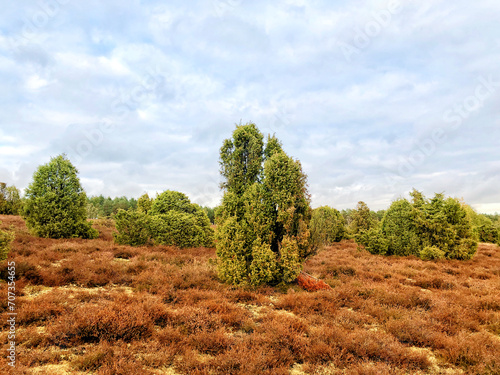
[1,122,499,284]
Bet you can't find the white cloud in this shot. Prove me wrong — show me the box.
[0,0,498,212]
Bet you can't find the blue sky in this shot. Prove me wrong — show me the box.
[0,0,499,213]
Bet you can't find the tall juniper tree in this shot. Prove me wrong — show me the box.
[216,123,313,286]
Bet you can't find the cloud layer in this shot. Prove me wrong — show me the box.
[1,0,499,212]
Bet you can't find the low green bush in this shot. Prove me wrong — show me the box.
[114,190,214,249]
[357,190,477,260]
[113,210,150,246]
[149,211,213,248]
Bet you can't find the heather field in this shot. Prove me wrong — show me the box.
[1,214,499,375]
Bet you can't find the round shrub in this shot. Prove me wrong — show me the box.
[23,155,98,239]
[113,190,214,249]
[113,210,150,246]
[149,211,214,248]
[150,190,198,215]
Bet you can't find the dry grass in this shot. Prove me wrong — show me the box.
[0,214,499,374]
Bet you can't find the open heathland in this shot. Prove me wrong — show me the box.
[0,214,499,375]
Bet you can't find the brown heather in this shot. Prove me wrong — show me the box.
[0,214,499,374]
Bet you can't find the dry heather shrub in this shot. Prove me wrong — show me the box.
[476,295,500,311]
[173,306,223,334]
[319,325,431,370]
[345,361,396,375]
[39,252,130,287]
[0,260,42,284]
[16,326,45,348]
[275,290,340,317]
[17,294,68,325]
[16,345,66,367]
[414,277,455,290]
[131,263,176,293]
[229,289,260,303]
[188,328,235,355]
[72,343,114,372]
[72,341,156,375]
[47,298,154,345]
[169,262,218,290]
[156,326,186,350]
[430,302,481,334]
[205,343,293,375]
[441,331,500,373]
[385,316,445,348]
[199,299,251,329]
[249,312,310,366]
[303,339,336,365]
[375,287,433,310]
[334,308,376,330]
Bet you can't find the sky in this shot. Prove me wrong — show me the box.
[0,0,499,213]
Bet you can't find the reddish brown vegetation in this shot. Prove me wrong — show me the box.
[0,215,499,374]
[297,271,332,291]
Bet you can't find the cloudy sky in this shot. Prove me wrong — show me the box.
[0,0,499,213]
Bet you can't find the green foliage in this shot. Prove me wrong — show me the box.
[219,122,264,195]
[23,155,98,239]
[201,206,215,224]
[357,190,477,261]
[0,224,14,261]
[279,236,302,283]
[249,240,278,285]
[87,195,137,218]
[349,201,376,235]
[149,211,214,248]
[150,190,197,215]
[137,193,153,214]
[356,227,388,255]
[463,205,500,245]
[0,183,22,215]
[380,198,420,256]
[215,216,248,285]
[419,246,445,261]
[216,123,313,286]
[113,210,150,246]
[310,206,346,246]
[114,190,214,248]
[86,203,100,220]
[263,134,283,160]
